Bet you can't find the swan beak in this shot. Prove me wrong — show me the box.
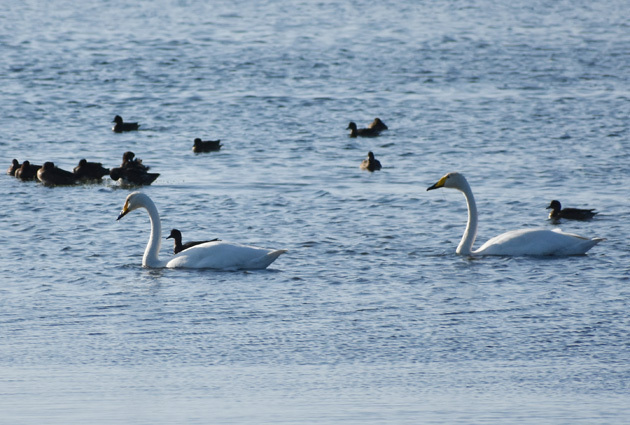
[117,201,130,221]
[427,175,447,191]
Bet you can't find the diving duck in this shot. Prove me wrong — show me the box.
[547,200,597,221]
[360,151,382,172]
[112,115,140,132]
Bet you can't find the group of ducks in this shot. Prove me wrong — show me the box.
[7,151,159,187]
[6,114,228,187]
[114,115,224,153]
[350,118,388,172]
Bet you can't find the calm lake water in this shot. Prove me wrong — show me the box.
[1,0,629,423]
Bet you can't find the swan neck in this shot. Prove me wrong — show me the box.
[143,198,164,267]
[457,181,478,255]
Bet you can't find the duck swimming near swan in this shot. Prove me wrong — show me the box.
[117,192,286,269]
[110,151,159,185]
[547,200,597,221]
[112,115,140,132]
[109,167,159,186]
[426,172,603,256]
[167,228,220,254]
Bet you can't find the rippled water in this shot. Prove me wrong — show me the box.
[1,0,629,423]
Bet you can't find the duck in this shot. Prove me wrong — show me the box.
[360,151,382,172]
[109,167,160,186]
[14,160,41,181]
[193,138,222,153]
[7,159,20,176]
[167,229,220,254]
[112,115,140,132]
[117,192,286,269]
[367,118,388,131]
[426,172,603,256]
[346,122,381,138]
[73,159,110,181]
[547,200,597,221]
[37,162,78,186]
[121,151,150,171]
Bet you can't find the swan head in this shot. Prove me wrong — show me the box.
[427,172,468,191]
[117,191,148,220]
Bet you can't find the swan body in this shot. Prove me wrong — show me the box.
[117,192,286,269]
[427,172,603,256]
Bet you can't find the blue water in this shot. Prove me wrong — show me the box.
[1,0,629,423]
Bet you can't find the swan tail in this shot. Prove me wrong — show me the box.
[246,249,287,269]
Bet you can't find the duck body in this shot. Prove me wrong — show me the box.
[368,118,388,131]
[360,151,382,172]
[427,172,602,256]
[117,192,286,270]
[15,161,41,181]
[110,167,160,186]
[110,151,159,185]
[347,121,381,138]
[193,138,222,153]
[74,159,110,181]
[167,228,220,254]
[112,115,140,132]
[37,162,78,186]
[547,200,597,220]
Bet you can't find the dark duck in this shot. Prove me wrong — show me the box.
[360,151,382,172]
[14,160,41,181]
[166,229,220,254]
[193,138,222,153]
[346,121,381,138]
[109,151,159,186]
[112,115,140,132]
[367,117,388,131]
[37,162,78,186]
[547,200,597,221]
[73,159,110,181]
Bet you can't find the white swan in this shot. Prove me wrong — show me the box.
[426,172,603,256]
[117,192,287,269]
